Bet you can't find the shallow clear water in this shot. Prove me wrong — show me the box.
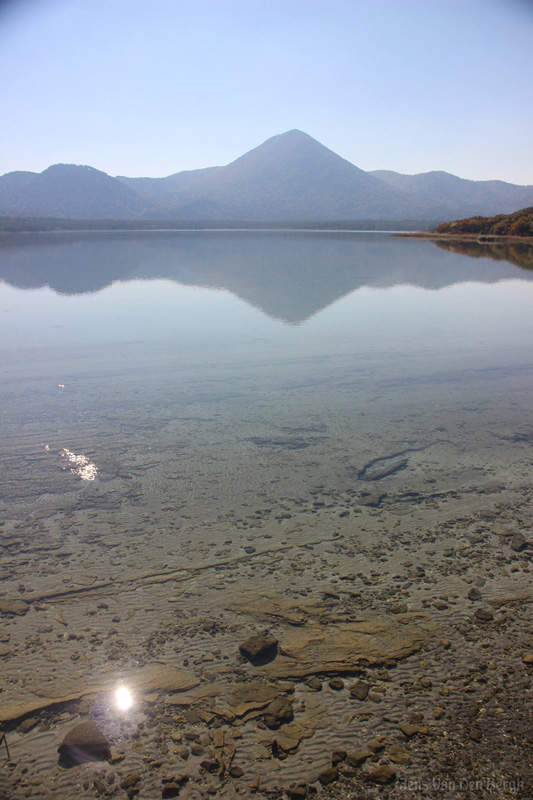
[1,231,533,519]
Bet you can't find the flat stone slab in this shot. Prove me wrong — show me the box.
[260,613,434,678]
[0,663,199,723]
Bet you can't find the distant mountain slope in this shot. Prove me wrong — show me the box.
[371,169,533,217]
[119,130,422,220]
[0,164,144,219]
[117,166,222,203]
[1,131,532,221]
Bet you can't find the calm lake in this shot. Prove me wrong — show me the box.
[1,231,533,798]
[1,231,533,519]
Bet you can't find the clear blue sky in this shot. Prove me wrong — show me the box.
[1,0,532,183]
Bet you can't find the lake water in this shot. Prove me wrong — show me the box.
[1,231,533,520]
[1,231,533,798]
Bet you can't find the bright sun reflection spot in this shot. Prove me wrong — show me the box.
[60,448,99,481]
[115,686,134,712]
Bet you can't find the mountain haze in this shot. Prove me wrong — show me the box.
[1,131,532,221]
[119,130,419,220]
[0,164,143,219]
[371,169,533,217]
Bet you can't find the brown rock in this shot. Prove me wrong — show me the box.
[18,717,38,734]
[433,707,445,720]
[366,765,397,784]
[200,759,219,773]
[331,749,347,764]
[257,611,433,679]
[328,677,344,690]
[391,603,408,614]
[228,765,244,778]
[522,653,533,664]
[474,608,493,622]
[58,720,111,766]
[399,722,426,738]
[0,599,29,616]
[120,773,141,790]
[387,744,410,764]
[161,773,189,798]
[264,696,293,729]
[239,631,278,665]
[287,783,308,798]
[346,749,372,766]
[368,738,386,752]
[318,765,338,785]
[467,588,482,601]
[349,680,369,701]
[510,533,528,552]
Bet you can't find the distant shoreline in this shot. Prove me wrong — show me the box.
[0,217,440,234]
[396,232,533,244]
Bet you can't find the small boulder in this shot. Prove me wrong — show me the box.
[349,680,369,701]
[58,720,111,766]
[18,717,38,734]
[0,599,29,616]
[264,696,294,729]
[161,773,189,798]
[399,721,426,738]
[346,749,372,767]
[120,773,141,793]
[229,765,244,778]
[286,783,308,798]
[331,749,347,765]
[318,765,338,785]
[365,765,396,784]
[239,631,278,665]
[200,759,219,773]
[328,677,344,690]
[474,608,493,622]
[467,588,482,601]
[391,603,408,614]
[510,533,528,552]
[387,744,410,764]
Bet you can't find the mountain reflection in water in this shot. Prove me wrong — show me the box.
[0,230,532,325]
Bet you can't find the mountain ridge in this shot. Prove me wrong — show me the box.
[1,130,532,221]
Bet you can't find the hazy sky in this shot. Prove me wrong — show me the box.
[2,0,532,182]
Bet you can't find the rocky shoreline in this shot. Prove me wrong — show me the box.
[1,478,532,800]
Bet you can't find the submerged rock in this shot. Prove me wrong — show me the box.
[510,533,529,552]
[287,782,308,798]
[318,765,338,785]
[239,631,278,665]
[366,765,397,784]
[358,454,408,481]
[0,599,29,616]
[350,680,369,700]
[263,696,294,729]
[58,720,111,766]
